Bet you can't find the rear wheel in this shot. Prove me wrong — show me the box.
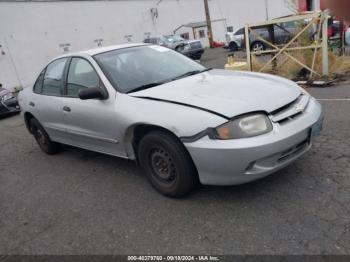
[30,118,60,155]
[138,131,198,197]
[251,41,266,53]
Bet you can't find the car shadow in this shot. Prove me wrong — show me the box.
[193,169,297,200]
[60,143,302,203]
[0,111,21,120]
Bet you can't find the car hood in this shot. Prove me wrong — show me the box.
[129,69,301,118]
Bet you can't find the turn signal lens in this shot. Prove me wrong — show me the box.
[216,126,231,140]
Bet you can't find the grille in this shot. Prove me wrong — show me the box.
[270,94,310,125]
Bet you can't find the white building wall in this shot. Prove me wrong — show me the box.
[0,0,294,91]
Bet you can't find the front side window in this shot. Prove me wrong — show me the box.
[42,58,68,95]
[67,58,100,97]
[94,46,204,94]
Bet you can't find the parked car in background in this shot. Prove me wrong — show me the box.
[145,35,204,60]
[226,27,245,52]
[176,40,205,60]
[328,20,340,37]
[226,20,312,52]
[144,35,186,50]
[19,44,323,197]
[0,83,20,117]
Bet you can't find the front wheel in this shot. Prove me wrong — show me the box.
[138,131,198,197]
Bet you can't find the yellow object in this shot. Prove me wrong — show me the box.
[225,55,248,71]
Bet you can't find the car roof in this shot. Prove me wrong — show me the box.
[55,43,147,59]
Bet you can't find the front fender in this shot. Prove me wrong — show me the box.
[117,94,228,158]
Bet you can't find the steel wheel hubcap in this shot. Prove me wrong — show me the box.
[253,43,264,52]
[150,148,176,182]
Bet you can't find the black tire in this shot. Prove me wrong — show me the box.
[250,41,266,53]
[138,131,198,198]
[229,42,238,52]
[30,118,60,155]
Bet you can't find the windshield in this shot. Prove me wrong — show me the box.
[94,45,205,93]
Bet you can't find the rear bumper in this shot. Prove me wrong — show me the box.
[184,98,323,186]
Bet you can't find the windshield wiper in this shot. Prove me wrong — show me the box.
[127,81,166,94]
[170,68,213,81]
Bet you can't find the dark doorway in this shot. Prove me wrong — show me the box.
[307,0,313,11]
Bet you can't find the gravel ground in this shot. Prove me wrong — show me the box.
[0,48,349,255]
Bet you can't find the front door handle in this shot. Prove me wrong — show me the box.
[63,106,71,112]
[29,102,35,107]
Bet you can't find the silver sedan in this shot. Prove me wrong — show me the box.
[19,44,323,197]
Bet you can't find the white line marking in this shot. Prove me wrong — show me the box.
[316,98,350,101]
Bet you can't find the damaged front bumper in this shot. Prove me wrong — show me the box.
[184,98,323,186]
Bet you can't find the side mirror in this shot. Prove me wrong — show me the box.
[78,87,105,100]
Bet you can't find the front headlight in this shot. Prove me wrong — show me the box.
[215,113,273,140]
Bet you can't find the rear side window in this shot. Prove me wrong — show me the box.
[33,70,45,93]
[67,58,100,97]
[42,58,68,95]
[279,21,296,29]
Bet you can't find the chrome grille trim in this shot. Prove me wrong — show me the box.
[271,94,310,124]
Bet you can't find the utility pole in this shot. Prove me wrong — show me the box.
[204,0,214,48]
[265,0,269,20]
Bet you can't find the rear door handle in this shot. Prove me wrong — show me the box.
[29,102,35,107]
[63,106,71,112]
